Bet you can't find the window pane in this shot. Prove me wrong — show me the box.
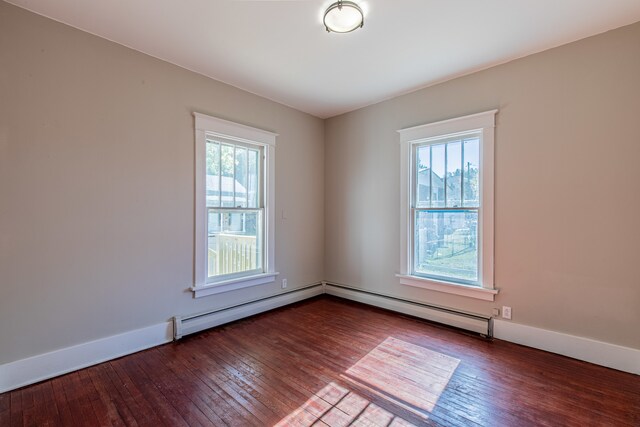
[463,138,480,207]
[414,210,478,282]
[221,144,234,207]
[248,149,259,208]
[431,144,445,208]
[208,210,263,278]
[416,146,431,208]
[205,140,220,207]
[235,147,247,208]
[446,141,462,207]
[207,211,221,234]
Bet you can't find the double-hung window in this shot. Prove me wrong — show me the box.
[397,111,498,301]
[193,113,277,298]
[206,139,263,278]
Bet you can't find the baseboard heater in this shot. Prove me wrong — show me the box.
[324,282,492,337]
[173,283,323,339]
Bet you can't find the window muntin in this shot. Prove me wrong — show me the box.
[411,132,483,286]
[206,137,264,281]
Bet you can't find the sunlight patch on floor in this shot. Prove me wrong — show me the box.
[344,336,459,414]
[274,337,459,426]
[274,382,415,426]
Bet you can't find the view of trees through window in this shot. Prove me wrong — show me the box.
[206,138,263,278]
[414,136,480,283]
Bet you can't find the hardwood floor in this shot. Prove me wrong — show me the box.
[2,296,639,426]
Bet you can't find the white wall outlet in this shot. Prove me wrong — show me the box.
[502,306,512,320]
[282,279,287,289]
[492,308,500,317]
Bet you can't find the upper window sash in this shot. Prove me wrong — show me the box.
[412,134,481,210]
[205,138,263,209]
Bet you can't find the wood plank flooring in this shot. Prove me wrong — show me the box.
[2,296,639,426]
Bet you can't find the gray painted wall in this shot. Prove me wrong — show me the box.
[0,2,325,364]
[325,21,640,349]
[1,1,639,367]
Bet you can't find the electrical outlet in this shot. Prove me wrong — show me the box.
[282,279,287,289]
[502,306,512,320]
[492,308,500,317]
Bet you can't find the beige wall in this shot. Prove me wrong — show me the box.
[325,22,640,349]
[0,2,325,364]
[2,1,639,367]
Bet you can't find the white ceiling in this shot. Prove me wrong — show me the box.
[8,0,640,118]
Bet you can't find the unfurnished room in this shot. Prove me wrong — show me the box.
[1,1,639,426]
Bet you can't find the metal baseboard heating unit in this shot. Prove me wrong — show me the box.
[324,282,492,337]
[173,283,323,339]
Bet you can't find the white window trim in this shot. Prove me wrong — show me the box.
[397,110,498,301]
[395,274,498,301]
[192,113,278,298]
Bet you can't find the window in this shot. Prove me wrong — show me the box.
[193,113,277,298]
[397,111,498,301]
[206,139,263,278]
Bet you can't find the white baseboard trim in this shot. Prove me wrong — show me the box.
[174,283,324,339]
[0,322,173,394]
[325,282,639,375]
[493,319,640,375]
[3,282,637,394]
[324,282,490,336]
[0,283,323,394]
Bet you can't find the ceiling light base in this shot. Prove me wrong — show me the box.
[323,1,364,34]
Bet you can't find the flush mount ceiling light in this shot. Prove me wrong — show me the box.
[324,1,364,33]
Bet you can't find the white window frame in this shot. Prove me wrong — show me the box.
[397,110,499,301]
[192,113,278,298]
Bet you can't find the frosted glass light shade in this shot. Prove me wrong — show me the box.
[324,1,364,33]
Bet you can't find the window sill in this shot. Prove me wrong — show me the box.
[396,274,498,301]
[191,272,279,298]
